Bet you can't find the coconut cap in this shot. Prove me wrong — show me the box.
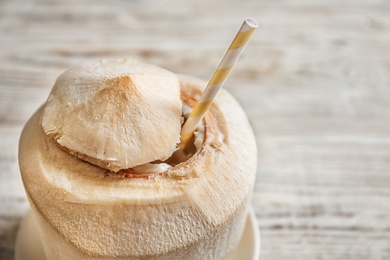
[41,59,182,172]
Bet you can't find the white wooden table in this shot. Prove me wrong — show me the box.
[1,0,390,259]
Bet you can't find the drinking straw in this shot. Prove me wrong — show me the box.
[180,18,258,146]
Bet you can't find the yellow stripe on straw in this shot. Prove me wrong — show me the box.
[180,18,258,146]
[189,100,214,118]
[228,29,256,50]
[208,66,233,86]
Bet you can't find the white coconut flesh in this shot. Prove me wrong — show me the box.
[41,59,184,172]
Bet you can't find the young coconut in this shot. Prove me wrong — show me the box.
[19,60,257,260]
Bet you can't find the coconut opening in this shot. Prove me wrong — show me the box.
[117,95,207,176]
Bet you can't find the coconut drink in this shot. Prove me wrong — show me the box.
[19,19,258,260]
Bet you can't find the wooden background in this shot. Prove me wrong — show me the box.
[1,0,390,259]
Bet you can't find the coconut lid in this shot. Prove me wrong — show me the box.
[41,59,182,172]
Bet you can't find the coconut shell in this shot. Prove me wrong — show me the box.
[41,59,182,171]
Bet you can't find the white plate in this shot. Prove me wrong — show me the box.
[15,207,260,260]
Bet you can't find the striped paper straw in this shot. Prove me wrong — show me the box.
[180,18,258,145]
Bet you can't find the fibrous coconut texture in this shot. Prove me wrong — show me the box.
[41,59,182,172]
